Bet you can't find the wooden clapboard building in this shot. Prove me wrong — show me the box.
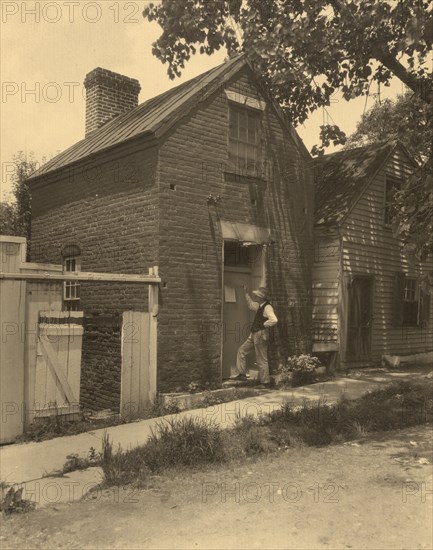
[312,141,432,369]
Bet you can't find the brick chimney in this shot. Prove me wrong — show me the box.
[84,68,141,136]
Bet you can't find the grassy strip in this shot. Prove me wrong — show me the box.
[18,388,265,443]
[98,380,432,486]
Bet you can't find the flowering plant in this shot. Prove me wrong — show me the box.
[278,354,322,387]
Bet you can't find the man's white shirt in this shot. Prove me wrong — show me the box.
[245,293,278,328]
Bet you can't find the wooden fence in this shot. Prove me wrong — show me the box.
[0,236,160,443]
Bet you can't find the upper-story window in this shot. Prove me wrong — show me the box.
[394,272,431,327]
[63,256,81,311]
[228,105,261,177]
[384,174,402,225]
[403,277,418,325]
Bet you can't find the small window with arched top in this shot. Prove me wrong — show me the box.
[63,255,81,311]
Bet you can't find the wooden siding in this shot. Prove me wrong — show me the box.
[312,237,340,348]
[341,145,433,361]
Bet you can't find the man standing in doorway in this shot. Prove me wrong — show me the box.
[232,286,278,385]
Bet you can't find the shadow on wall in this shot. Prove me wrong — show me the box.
[263,113,314,366]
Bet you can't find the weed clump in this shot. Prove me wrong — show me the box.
[100,417,226,485]
[142,395,181,418]
[1,483,36,515]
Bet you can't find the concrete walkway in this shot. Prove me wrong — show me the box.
[0,366,430,507]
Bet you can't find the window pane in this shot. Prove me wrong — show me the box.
[228,149,236,168]
[246,144,256,161]
[239,109,247,128]
[233,140,240,164]
[238,142,246,166]
[65,257,77,272]
[229,110,238,138]
[404,279,416,301]
[403,301,418,325]
[224,241,250,267]
[238,112,247,141]
[239,124,247,142]
[228,106,259,175]
[246,147,257,174]
[248,115,257,144]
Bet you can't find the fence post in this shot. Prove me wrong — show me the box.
[0,237,27,443]
[148,266,159,403]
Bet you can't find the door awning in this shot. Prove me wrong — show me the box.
[219,221,271,244]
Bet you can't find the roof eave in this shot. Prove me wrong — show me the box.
[26,131,157,187]
[337,141,400,226]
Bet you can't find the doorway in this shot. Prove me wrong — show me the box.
[222,241,265,378]
[346,276,374,360]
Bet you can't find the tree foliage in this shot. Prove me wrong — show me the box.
[346,94,432,258]
[0,151,36,242]
[391,158,433,261]
[143,0,432,257]
[143,0,432,132]
[346,94,432,163]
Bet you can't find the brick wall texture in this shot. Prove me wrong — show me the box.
[30,65,314,402]
[157,68,314,391]
[80,314,122,411]
[84,68,141,136]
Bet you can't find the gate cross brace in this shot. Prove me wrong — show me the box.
[39,337,76,404]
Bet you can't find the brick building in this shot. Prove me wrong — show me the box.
[27,55,314,404]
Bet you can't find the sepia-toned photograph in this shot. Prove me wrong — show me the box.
[1,1,432,548]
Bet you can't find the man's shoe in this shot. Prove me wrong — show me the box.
[231,373,247,380]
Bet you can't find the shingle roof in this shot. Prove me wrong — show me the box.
[314,140,399,226]
[28,55,249,181]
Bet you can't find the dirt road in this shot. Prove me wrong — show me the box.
[2,424,432,550]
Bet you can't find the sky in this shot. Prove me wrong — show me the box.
[0,0,408,199]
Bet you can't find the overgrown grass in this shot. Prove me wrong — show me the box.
[100,417,226,486]
[141,395,181,418]
[88,381,433,487]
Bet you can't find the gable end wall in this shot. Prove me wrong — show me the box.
[156,68,314,391]
[341,146,433,360]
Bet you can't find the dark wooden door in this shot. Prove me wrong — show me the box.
[347,276,374,360]
[222,269,254,378]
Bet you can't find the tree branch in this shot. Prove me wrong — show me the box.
[373,48,432,103]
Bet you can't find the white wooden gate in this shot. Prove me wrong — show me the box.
[32,311,83,421]
[120,310,157,420]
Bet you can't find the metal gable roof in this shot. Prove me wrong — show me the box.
[28,54,248,182]
[314,140,401,226]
